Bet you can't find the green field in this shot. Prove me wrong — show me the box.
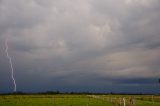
[0,94,159,106]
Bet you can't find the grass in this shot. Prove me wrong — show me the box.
[0,95,114,106]
[0,94,159,106]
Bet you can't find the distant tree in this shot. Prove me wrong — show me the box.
[13,91,25,95]
[45,91,60,94]
[110,92,113,95]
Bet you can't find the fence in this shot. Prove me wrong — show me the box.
[87,95,160,106]
[88,95,136,106]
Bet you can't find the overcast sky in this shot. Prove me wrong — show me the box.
[0,0,160,93]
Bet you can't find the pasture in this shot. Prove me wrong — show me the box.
[0,94,159,106]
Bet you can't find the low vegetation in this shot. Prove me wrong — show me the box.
[0,94,159,106]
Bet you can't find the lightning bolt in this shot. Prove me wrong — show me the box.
[5,38,17,92]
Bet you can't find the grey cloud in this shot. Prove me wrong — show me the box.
[0,0,160,93]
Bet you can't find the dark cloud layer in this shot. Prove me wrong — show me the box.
[0,0,160,93]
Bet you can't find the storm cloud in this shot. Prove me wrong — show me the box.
[0,0,160,93]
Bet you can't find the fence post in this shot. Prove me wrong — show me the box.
[115,97,118,106]
[129,96,136,106]
[119,97,122,106]
[152,95,154,106]
[130,97,133,106]
[133,97,136,106]
[108,97,109,102]
[123,97,126,106]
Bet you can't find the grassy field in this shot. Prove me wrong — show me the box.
[0,94,159,106]
[0,95,114,106]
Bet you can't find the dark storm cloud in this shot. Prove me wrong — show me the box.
[0,0,160,93]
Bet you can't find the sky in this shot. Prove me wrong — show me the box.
[0,0,160,93]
